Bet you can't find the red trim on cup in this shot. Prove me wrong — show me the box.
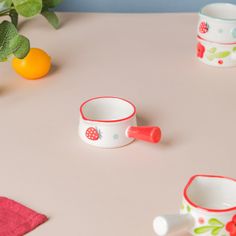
[197,35,236,45]
[80,96,136,123]
[184,174,236,213]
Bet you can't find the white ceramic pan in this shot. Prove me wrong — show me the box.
[79,96,161,148]
[153,175,236,236]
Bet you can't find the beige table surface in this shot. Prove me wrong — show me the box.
[0,12,235,235]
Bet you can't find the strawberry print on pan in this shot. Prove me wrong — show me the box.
[85,127,101,141]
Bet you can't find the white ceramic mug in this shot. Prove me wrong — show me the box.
[197,36,236,67]
[198,3,236,43]
[153,175,236,236]
[79,96,161,148]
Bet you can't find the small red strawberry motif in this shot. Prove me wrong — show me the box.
[199,21,209,34]
[85,127,101,141]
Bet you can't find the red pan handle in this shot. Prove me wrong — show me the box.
[126,126,161,143]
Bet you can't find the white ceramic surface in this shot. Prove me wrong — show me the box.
[198,3,236,43]
[197,36,236,67]
[153,175,236,236]
[79,97,137,148]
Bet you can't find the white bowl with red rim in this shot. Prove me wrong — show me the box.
[153,174,236,236]
[79,96,161,148]
[198,3,236,43]
[197,36,236,67]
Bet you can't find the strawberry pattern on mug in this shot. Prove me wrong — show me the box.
[85,127,101,140]
[199,21,209,34]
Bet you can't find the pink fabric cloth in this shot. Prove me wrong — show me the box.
[0,197,48,236]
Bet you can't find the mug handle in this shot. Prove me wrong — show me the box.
[153,214,194,236]
[126,126,161,143]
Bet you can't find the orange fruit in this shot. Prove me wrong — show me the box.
[12,48,51,80]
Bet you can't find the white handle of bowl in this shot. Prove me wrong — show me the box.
[153,214,194,236]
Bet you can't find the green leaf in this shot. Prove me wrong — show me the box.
[0,20,18,61]
[9,34,30,58]
[0,0,12,10]
[41,10,59,29]
[211,227,223,236]
[9,9,18,28]
[208,47,217,54]
[43,0,61,8]
[12,0,42,17]
[233,47,236,52]
[215,51,231,58]
[208,218,224,226]
[194,226,214,234]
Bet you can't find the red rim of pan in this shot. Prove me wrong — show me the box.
[183,174,236,212]
[80,96,137,123]
[197,35,236,45]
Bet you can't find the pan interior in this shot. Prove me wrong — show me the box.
[186,176,236,210]
[81,97,135,122]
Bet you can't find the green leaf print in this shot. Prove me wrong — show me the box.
[207,54,215,61]
[187,205,191,212]
[194,226,214,234]
[194,218,224,236]
[208,218,224,226]
[215,51,231,58]
[211,227,223,236]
